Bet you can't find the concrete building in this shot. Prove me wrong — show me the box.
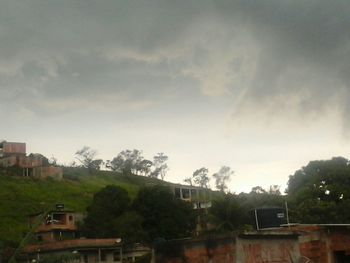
[171,183,212,210]
[0,140,63,180]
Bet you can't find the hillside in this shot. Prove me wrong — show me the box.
[0,168,165,243]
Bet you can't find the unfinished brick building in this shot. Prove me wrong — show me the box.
[21,209,123,263]
[21,208,150,263]
[0,140,62,180]
[155,225,350,263]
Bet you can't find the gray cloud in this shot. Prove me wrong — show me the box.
[1,0,350,127]
[3,0,350,191]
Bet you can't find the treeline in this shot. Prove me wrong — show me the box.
[74,147,169,180]
[81,185,196,244]
[83,156,350,241]
[80,183,286,244]
[73,146,235,191]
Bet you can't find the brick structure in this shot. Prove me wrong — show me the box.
[0,140,63,180]
[155,225,350,263]
[22,239,123,263]
[28,210,80,243]
[22,209,150,263]
[0,141,26,157]
[155,234,236,263]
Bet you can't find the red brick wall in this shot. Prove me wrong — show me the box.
[18,156,43,168]
[182,243,235,263]
[236,237,300,263]
[300,239,328,263]
[329,232,350,253]
[155,235,236,263]
[0,156,17,167]
[3,142,26,155]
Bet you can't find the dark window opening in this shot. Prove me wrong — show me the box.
[334,251,350,263]
[182,188,190,199]
[174,188,181,198]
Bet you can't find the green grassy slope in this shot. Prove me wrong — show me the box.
[0,168,163,243]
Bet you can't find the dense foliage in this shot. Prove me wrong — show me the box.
[82,185,196,244]
[287,157,350,223]
[83,185,130,238]
[133,186,196,241]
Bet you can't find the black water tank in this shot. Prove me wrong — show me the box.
[251,207,286,229]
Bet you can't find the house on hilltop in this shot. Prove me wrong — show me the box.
[20,207,150,263]
[21,208,123,263]
[0,140,63,180]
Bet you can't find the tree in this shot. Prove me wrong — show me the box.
[250,186,266,194]
[193,167,210,188]
[49,155,58,166]
[133,185,196,241]
[209,193,246,232]
[152,153,169,180]
[268,185,281,195]
[113,211,146,245]
[107,149,147,175]
[83,185,130,238]
[75,146,103,173]
[212,166,233,192]
[286,157,350,223]
[183,177,193,186]
[138,159,153,176]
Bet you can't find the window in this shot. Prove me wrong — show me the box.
[37,235,43,242]
[190,189,197,198]
[83,254,88,263]
[174,188,181,198]
[69,215,73,221]
[182,188,190,199]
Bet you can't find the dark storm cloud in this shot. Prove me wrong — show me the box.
[216,0,350,116]
[1,0,350,123]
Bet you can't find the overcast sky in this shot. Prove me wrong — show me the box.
[1,0,350,192]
